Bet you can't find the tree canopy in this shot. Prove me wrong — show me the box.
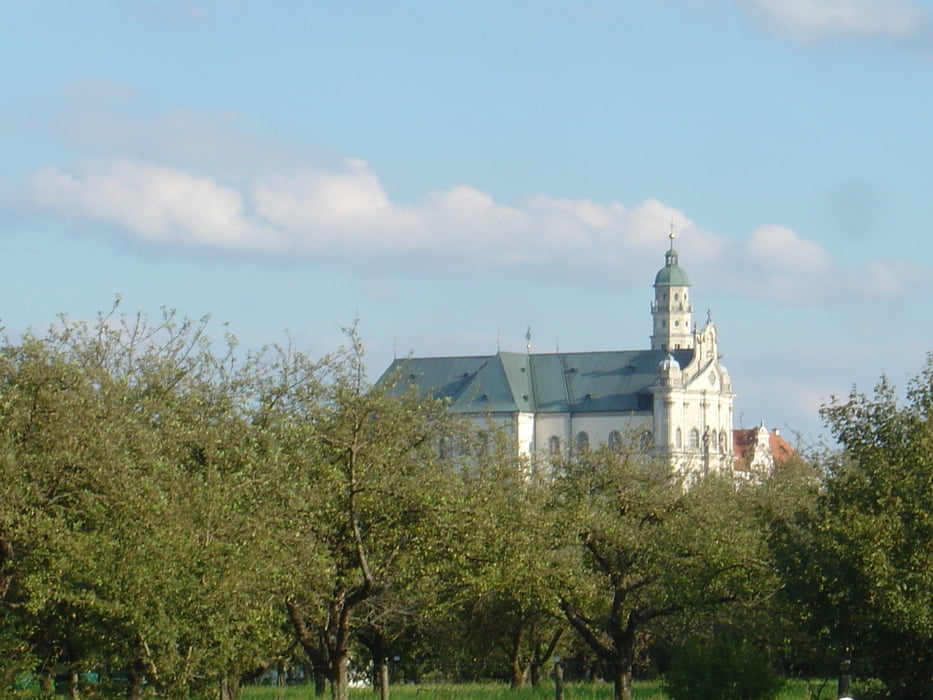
[7,303,927,700]
[771,354,933,699]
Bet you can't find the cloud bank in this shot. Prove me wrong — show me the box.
[29,156,928,305]
[739,0,931,40]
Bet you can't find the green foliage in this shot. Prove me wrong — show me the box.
[551,444,778,700]
[663,634,784,700]
[436,433,569,688]
[0,305,290,696]
[770,354,933,699]
[7,301,899,700]
[267,328,467,699]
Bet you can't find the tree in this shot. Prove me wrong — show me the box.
[0,307,290,699]
[265,332,462,700]
[551,445,774,700]
[770,355,933,699]
[446,434,567,689]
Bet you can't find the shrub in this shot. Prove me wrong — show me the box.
[664,634,785,700]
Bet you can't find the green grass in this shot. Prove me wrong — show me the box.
[242,678,837,700]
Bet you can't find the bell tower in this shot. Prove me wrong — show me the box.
[650,224,693,351]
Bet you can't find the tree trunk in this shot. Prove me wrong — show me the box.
[126,658,146,700]
[530,662,542,687]
[611,627,636,700]
[531,627,563,688]
[0,537,14,601]
[612,664,633,700]
[360,625,391,700]
[313,668,327,696]
[510,662,528,690]
[39,668,53,695]
[376,656,390,700]
[370,642,390,700]
[552,660,564,700]
[285,598,336,698]
[508,624,527,690]
[331,652,350,700]
[837,656,851,699]
[67,669,80,700]
[219,676,240,700]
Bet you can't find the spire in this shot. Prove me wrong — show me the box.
[665,219,680,268]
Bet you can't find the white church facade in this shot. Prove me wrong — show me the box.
[382,235,736,477]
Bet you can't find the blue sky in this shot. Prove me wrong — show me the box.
[2,0,932,443]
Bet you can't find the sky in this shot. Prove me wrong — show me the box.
[2,0,932,445]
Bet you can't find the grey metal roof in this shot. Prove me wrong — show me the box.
[381,348,695,414]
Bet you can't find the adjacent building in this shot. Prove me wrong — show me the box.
[733,423,796,481]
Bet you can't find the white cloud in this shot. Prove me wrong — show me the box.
[846,258,928,299]
[740,0,928,39]
[29,156,930,305]
[30,157,704,276]
[32,159,281,251]
[736,225,834,303]
[251,160,392,235]
[745,224,833,274]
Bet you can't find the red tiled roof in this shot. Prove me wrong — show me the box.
[769,432,795,465]
[732,427,795,473]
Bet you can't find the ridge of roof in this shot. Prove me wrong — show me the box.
[383,348,694,415]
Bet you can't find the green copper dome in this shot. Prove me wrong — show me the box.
[654,248,690,287]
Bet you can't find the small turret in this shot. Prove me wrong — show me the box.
[657,352,682,388]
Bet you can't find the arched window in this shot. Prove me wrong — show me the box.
[608,430,623,451]
[675,427,682,448]
[548,436,561,456]
[690,428,700,449]
[575,431,590,454]
[719,430,728,453]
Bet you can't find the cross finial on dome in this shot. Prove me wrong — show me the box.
[668,219,676,249]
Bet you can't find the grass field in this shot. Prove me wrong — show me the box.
[241,678,838,699]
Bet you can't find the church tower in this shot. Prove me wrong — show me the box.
[650,226,693,351]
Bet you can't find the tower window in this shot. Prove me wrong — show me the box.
[548,436,561,455]
[690,428,700,449]
[676,427,682,448]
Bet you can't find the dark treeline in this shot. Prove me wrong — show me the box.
[1,307,931,700]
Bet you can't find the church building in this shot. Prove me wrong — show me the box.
[382,232,736,477]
